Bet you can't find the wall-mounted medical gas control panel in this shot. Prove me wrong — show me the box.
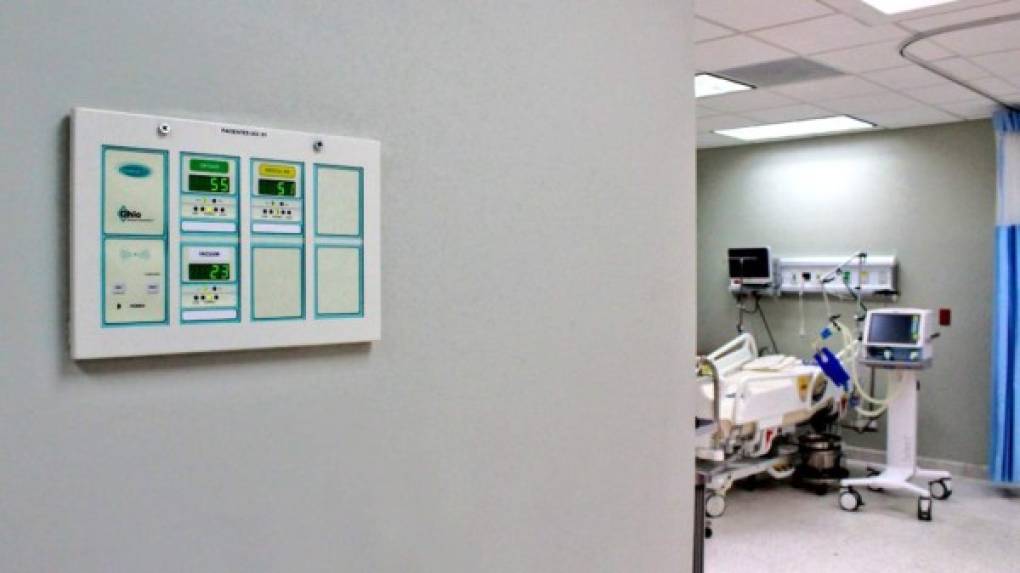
[71,108,381,359]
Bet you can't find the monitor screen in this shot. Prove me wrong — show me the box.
[868,313,920,344]
[728,248,771,281]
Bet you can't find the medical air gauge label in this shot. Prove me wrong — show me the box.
[251,160,303,235]
[71,108,381,359]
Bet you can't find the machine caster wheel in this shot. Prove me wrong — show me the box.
[930,479,952,501]
[705,493,726,518]
[839,487,863,512]
[918,497,933,521]
[705,527,713,539]
[866,469,883,492]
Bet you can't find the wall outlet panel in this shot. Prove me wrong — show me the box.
[71,108,381,359]
[776,255,897,298]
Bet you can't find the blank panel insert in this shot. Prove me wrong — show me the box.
[317,166,361,236]
[317,247,361,315]
[253,247,303,319]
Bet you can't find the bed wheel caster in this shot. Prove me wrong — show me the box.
[705,526,713,539]
[918,497,933,521]
[930,479,952,500]
[838,487,863,512]
[705,493,726,518]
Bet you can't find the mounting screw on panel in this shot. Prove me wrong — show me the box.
[157,122,171,136]
[313,139,324,152]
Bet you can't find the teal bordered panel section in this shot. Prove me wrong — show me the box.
[179,152,241,232]
[314,244,364,319]
[249,158,305,236]
[313,163,364,239]
[250,244,306,321]
[100,145,169,238]
[100,145,169,328]
[100,236,169,328]
[179,239,241,324]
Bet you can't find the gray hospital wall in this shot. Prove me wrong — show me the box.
[0,2,696,571]
[697,120,995,467]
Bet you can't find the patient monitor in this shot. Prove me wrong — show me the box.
[728,247,773,291]
[861,308,935,368]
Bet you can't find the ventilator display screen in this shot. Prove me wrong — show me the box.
[189,263,231,281]
[868,314,919,344]
[258,179,296,196]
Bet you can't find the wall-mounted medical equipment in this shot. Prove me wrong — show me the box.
[727,247,773,292]
[777,255,897,298]
[838,308,951,522]
[70,108,381,359]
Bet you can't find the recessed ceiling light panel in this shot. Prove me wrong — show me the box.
[715,116,875,142]
[695,73,754,98]
[860,0,959,15]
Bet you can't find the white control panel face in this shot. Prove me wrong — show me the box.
[71,108,381,359]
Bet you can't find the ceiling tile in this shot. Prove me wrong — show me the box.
[811,40,950,74]
[824,0,1004,25]
[698,132,742,148]
[821,91,919,115]
[971,76,1020,97]
[693,0,833,32]
[856,106,959,128]
[696,35,795,71]
[938,99,1000,119]
[905,82,986,104]
[863,65,946,90]
[752,14,906,54]
[971,49,1020,78]
[930,20,1020,57]
[698,114,760,133]
[931,57,993,81]
[900,0,1020,32]
[697,104,724,118]
[773,75,886,101]
[695,18,735,42]
[697,89,800,113]
[906,39,956,62]
[743,103,833,123]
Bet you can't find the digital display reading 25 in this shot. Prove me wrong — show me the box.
[189,174,230,193]
[189,263,231,281]
[258,179,297,197]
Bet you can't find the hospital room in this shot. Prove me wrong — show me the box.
[1,1,1019,572]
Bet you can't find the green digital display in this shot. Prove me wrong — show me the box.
[189,263,231,281]
[189,174,231,193]
[258,179,297,197]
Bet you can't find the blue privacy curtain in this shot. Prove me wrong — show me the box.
[992,108,1020,483]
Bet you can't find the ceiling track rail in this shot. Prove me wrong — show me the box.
[899,12,1020,113]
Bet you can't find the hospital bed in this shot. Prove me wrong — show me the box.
[696,333,849,517]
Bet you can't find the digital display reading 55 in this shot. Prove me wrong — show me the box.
[189,174,230,193]
[189,263,231,281]
[258,179,297,197]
